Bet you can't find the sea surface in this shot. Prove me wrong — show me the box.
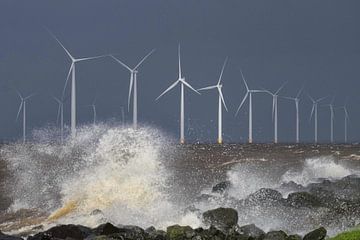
[0,124,359,236]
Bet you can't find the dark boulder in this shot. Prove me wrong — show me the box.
[212,181,231,194]
[263,230,287,240]
[145,226,166,240]
[239,224,265,239]
[166,225,194,240]
[92,223,120,235]
[196,226,225,240]
[279,181,305,193]
[28,224,92,240]
[0,231,23,240]
[303,227,327,240]
[286,234,301,240]
[202,207,238,232]
[286,192,322,208]
[246,188,283,205]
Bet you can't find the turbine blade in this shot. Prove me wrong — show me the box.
[156,80,179,101]
[47,30,74,61]
[16,101,23,121]
[217,57,228,85]
[111,55,132,72]
[239,69,249,91]
[24,93,36,100]
[296,85,304,98]
[134,49,156,70]
[182,80,200,95]
[235,92,248,116]
[56,104,61,124]
[307,94,315,103]
[282,96,295,101]
[219,88,228,112]
[76,54,107,62]
[128,73,134,111]
[62,63,74,99]
[198,85,217,91]
[309,104,315,122]
[252,90,267,93]
[316,96,328,103]
[275,81,287,95]
[178,44,182,79]
[272,98,275,121]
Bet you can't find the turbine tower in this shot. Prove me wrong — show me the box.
[88,103,97,125]
[16,91,35,143]
[48,30,106,138]
[156,44,200,144]
[308,95,327,144]
[264,82,287,144]
[111,49,155,129]
[283,87,303,143]
[235,70,266,143]
[53,96,65,143]
[198,58,228,144]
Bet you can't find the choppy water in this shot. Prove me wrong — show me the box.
[0,124,359,236]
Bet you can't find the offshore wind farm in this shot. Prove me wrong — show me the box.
[0,1,360,240]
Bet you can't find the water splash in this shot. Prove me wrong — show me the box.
[281,156,360,186]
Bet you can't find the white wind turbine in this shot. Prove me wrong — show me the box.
[282,86,304,143]
[48,30,107,138]
[111,49,155,129]
[337,105,350,143]
[264,82,287,144]
[156,44,200,144]
[322,96,336,143]
[308,95,327,144]
[53,96,65,143]
[198,58,228,144]
[235,70,266,143]
[16,91,35,143]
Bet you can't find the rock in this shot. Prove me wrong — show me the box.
[197,226,226,240]
[303,227,327,240]
[239,224,265,239]
[202,207,238,232]
[286,192,322,208]
[93,223,120,235]
[0,231,23,240]
[246,188,283,205]
[28,224,92,240]
[114,225,145,239]
[279,181,305,192]
[166,225,194,240]
[263,230,287,240]
[212,181,231,193]
[286,234,301,240]
[145,226,166,240]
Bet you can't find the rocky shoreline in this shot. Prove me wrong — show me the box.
[0,207,331,240]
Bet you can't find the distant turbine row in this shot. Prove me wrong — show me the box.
[14,30,350,144]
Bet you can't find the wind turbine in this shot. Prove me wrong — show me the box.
[264,82,287,144]
[235,70,266,143]
[53,96,65,143]
[322,96,336,143]
[336,105,350,143]
[156,44,200,144]
[111,49,155,129]
[87,103,97,125]
[282,86,304,143]
[16,91,35,143]
[308,95,327,144]
[48,30,106,138]
[198,58,228,144]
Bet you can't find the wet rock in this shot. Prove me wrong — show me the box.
[286,192,322,208]
[145,226,166,240]
[115,225,145,239]
[239,224,265,239]
[286,235,301,240]
[197,226,225,239]
[202,207,238,232]
[246,188,283,205]
[212,181,231,193]
[28,224,92,240]
[303,227,326,240]
[166,225,194,240]
[279,181,305,193]
[263,230,287,240]
[0,231,23,240]
[93,223,120,235]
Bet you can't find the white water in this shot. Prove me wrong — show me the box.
[2,124,202,230]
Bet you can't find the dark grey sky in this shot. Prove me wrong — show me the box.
[0,0,359,143]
